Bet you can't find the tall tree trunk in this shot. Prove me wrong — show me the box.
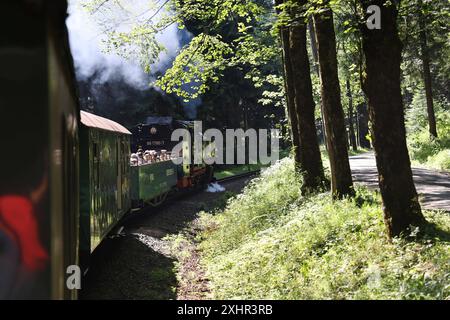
[418,0,438,138]
[308,19,320,77]
[280,25,302,165]
[357,103,371,149]
[276,0,325,192]
[346,79,358,151]
[360,0,425,237]
[308,18,327,148]
[313,5,353,197]
[290,22,326,192]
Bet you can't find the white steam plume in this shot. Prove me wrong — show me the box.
[66,0,185,90]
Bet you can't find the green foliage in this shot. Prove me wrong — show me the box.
[400,0,450,103]
[80,0,174,71]
[156,34,232,101]
[427,150,450,171]
[407,95,450,170]
[201,158,303,254]
[105,25,165,73]
[81,0,274,98]
[199,158,450,299]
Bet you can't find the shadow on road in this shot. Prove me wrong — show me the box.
[350,153,450,211]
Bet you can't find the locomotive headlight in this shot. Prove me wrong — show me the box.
[150,127,157,134]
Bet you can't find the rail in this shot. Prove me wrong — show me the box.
[216,170,260,183]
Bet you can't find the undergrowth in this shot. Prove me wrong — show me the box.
[198,158,450,300]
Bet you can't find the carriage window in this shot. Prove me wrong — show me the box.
[123,141,128,173]
[116,140,120,175]
[93,142,99,188]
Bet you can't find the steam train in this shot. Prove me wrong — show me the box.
[79,112,213,267]
[0,0,212,300]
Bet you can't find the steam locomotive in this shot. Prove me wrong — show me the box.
[0,0,212,300]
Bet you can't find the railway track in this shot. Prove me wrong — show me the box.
[115,170,260,227]
[216,170,260,183]
[84,168,260,281]
[98,169,259,241]
[82,172,254,299]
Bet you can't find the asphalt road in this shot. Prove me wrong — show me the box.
[350,152,450,211]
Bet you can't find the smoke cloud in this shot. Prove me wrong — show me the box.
[66,0,186,90]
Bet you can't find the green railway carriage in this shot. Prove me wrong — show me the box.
[130,160,178,207]
[79,111,132,262]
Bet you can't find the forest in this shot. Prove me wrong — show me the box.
[76,0,449,299]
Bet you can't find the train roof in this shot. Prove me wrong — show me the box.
[146,116,173,125]
[133,117,195,131]
[80,111,131,135]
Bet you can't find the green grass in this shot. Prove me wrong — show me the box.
[214,146,371,180]
[198,158,450,300]
[426,149,450,171]
[320,145,371,158]
[213,149,291,180]
[408,127,450,172]
[407,109,450,172]
[348,147,371,157]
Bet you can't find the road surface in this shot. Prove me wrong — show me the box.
[350,152,450,211]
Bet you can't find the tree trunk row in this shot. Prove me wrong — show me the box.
[276,0,426,237]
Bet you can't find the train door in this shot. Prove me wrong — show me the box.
[121,138,131,212]
[91,133,100,251]
[116,137,123,212]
